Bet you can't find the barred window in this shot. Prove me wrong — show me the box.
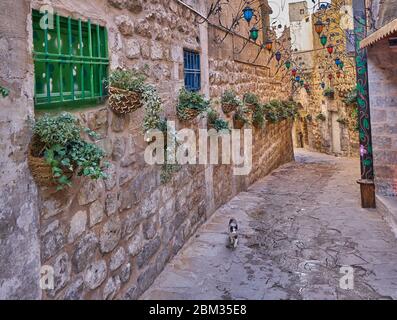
[183,49,201,92]
[32,10,109,110]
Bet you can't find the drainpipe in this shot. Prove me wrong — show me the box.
[353,0,376,208]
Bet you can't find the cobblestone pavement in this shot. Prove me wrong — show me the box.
[141,150,397,300]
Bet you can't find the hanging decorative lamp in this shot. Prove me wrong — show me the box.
[275,51,282,62]
[314,19,324,35]
[295,75,301,82]
[320,34,327,46]
[335,58,341,66]
[339,61,344,69]
[321,82,326,89]
[285,60,291,69]
[249,27,259,41]
[327,44,334,55]
[336,70,341,78]
[265,39,273,51]
[292,68,297,77]
[243,6,254,23]
[328,73,333,81]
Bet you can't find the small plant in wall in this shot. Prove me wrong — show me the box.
[221,90,241,114]
[343,88,358,107]
[207,108,230,132]
[316,112,326,122]
[306,114,313,122]
[323,87,335,99]
[337,117,348,126]
[233,106,251,129]
[0,85,9,98]
[176,88,210,122]
[29,112,107,190]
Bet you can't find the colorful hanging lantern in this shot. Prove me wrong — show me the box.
[327,44,334,55]
[335,58,341,66]
[336,70,341,78]
[300,80,305,86]
[328,73,333,80]
[295,75,301,82]
[285,60,291,69]
[275,51,282,62]
[320,34,327,46]
[292,68,297,77]
[243,6,254,23]
[321,82,326,89]
[249,27,259,41]
[265,39,273,51]
[339,61,344,69]
[304,83,309,89]
[314,20,324,35]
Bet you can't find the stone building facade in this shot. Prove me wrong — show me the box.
[0,0,293,299]
[291,0,359,157]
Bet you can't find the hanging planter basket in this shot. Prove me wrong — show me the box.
[28,137,73,187]
[177,107,201,122]
[221,103,238,114]
[108,86,142,114]
[245,103,257,112]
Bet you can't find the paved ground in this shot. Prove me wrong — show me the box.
[141,150,397,300]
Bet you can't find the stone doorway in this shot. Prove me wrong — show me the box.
[330,111,341,154]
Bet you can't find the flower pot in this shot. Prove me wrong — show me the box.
[233,118,245,129]
[177,107,200,122]
[108,86,142,114]
[222,103,238,114]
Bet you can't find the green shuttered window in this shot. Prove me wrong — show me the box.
[32,10,109,110]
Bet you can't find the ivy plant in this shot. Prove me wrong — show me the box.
[243,92,260,106]
[221,90,241,107]
[32,112,107,190]
[177,88,210,121]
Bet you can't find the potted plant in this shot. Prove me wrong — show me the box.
[323,87,335,99]
[343,88,358,107]
[176,88,210,122]
[243,92,260,111]
[233,106,250,129]
[252,103,266,129]
[316,112,326,121]
[221,90,241,114]
[108,69,147,114]
[29,112,107,190]
[207,108,230,131]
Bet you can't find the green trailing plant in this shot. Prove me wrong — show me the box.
[243,92,260,106]
[221,90,241,106]
[108,69,147,92]
[252,104,266,128]
[323,87,335,98]
[31,112,107,190]
[142,83,163,133]
[343,88,358,106]
[316,113,326,121]
[263,100,298,123]
[337,117,348,125]
[207,108,230,132]
[108,69,163,134]
[351,107,359,131]
[233,106,251,126]
[176,88,210,121]
[0,85,9,98]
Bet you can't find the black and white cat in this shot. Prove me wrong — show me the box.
[228,218,238,249]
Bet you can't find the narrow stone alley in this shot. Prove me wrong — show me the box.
[142,150,397,300]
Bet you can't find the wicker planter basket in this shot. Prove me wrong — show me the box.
[177,107,200,122]
[28,153,57,187]
[222,103,238,114]
[108,86,142,114]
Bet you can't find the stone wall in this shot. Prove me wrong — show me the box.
[368,37,397,197]
[0,0,294,300]
[0,0,41,299]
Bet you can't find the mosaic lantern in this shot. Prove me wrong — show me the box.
[243,6,254,23]
[320,34,327,46]
[249,27,259,41]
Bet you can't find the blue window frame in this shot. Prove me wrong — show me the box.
[184,49,201,91]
